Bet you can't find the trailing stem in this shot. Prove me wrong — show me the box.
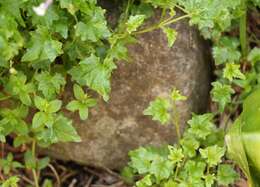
[134,14,190,35]
[32,140,39,187]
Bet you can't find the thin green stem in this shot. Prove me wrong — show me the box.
[124,0,133,22]
[133,14,190,35]
[32,140,39,187]
[240,0,248,58]
[174,164,180,180]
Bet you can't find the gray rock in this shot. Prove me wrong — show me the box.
[45,10,211,169]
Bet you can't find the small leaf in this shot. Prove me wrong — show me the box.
[211,82,234,112]
[48,99,62,113]
[38,157,50,170]
[223,62,245,81]
[24,150,36,169]
[143,98,170,124]
[170,88,186,101]
[136,175,152,187]
[32,112,47,129]
[187,113,215,139]
[126,15,146,33]
[168,146,184,163]
[79,106,88,120]
[53,115,81,142]
[73,84,85,100]
[217,164,238,185]
[66,100,81,112]
[150,157,174,182]
[162,27,177,47]
[34,96,47,111]
[247,47,260,65]
[199,145,225,166]
[1,176,20,187]
[204,174,216,187]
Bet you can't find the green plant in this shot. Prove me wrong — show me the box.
[0,0,259,186]
[123,0,260,186]
[0,176,20,187]
[123,89,238,186]
[0,0,205,185]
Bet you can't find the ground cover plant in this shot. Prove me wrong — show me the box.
[0,0,259,186]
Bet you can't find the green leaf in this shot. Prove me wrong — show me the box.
[128,147,167,175]
[226,117,254,185]
[199,145,225,166]
[74,7,110,42]
[204,174,215,187]
[168,146,184,163]
[162,27,178,47]
[42,179,53,187]
[1,176,20,187]
[180,137,200,158]
[227,89,260,184]
[79,106,89,120]
[48,99,62,113]
[35,72,65,99]
[52,115,81,142]
[38,157,50,170]
[150,157,174,182]
[34,96,62,113]
[32,112,53,129]
[5,73,35,106]
[248,47,260,65]
[69,54,116,101]
[126,15,146,33]
[34,96,48,111]
[211,82,234,112]
[170,88,186,101]
[0,106,29,136]
[143,98,170,124]
[136,175,152,187]
[73,84,85,100]
[187,113,215,140]
[24,150,36,169]
[182,160,206,180]
[163,180,178,187]
[223,62,245,81]
[66,100,81,112]
[21,26,63,68]
[217,164,238,185]
[59,0,78,15]
[212,37,241,65]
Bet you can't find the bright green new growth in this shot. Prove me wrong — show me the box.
[124,89,238,187]
[66,84,97,120]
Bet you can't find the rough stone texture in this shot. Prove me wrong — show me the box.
[45,10,212,169]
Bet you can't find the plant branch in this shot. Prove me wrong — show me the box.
[133,14,190,35]
[32,140,39,187]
